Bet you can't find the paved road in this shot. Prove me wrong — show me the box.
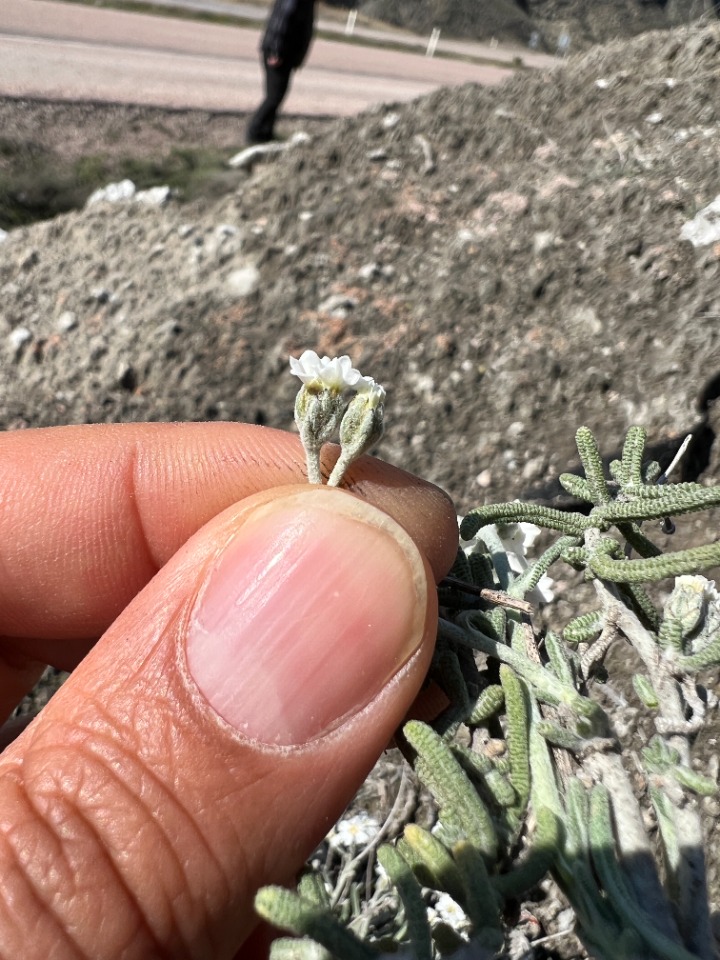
[85,0,557,71]
[0,0,519,114]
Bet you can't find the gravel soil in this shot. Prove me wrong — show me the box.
[2,20,720,951]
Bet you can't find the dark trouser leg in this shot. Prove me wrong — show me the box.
[246,57,293,144]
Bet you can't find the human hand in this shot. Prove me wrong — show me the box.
[0,422,457,959]
[267,55,282,67]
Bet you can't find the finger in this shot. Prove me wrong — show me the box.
[0,422,457,648]
[0,485,438,960]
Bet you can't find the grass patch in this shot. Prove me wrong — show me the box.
[0,142,237,229]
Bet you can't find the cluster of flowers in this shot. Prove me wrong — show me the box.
[289,351,386,486]
[289,351,386,405]
[460,513,555,604]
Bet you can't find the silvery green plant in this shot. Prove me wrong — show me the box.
[257,373,720,960]
[289,350,386,485]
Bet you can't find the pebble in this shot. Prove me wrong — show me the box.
[87,179,136,205]
[358,262,381,280]
[475,469,492,488]
[318,293,358,317]
[56,311,78,332]
[135,185,172,206]
[8,327,31,349]
[226,265,260,298]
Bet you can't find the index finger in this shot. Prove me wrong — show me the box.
[0,423,457,643]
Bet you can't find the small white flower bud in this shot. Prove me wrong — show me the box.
[328,380,386,487]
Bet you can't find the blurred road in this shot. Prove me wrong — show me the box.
[0,0,524,114]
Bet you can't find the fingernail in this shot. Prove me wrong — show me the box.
[186,490,427,746]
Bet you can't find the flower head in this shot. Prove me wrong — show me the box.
[289,349,386,486]
[429,893,470,934]
[459,514,555,604]
[327,812,379,850]
[356,378,386,406]
[289,350,365,393]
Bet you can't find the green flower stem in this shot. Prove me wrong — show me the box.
[563,610,604,645]
[400,824,466,905]
[576,426,611,504]
[544,630,576,687]
[475,524,514,591]
[453,841,502,936]
[270,938,333,960]
[441,617,604,727]
[592,578,691,750]
[528,693,564,820]
[468,684,504,724]
[255,887,377,960]
[376,844,432,960]
[558,781,626,955]
[615,520,662,558]
[594,487,720,523]
[451,744,518,809]
[662,795,715,959]
[620,425,647,485]
[492,807,561,897]
[404,721,498,861]
[583,753,681,940]
[303,444,323,485]
[500,666,530,816]
[675,629,720,670]
[559,472,593,501]
[588,787,697,960]
[510,535,579,601]
[461,503,591,541]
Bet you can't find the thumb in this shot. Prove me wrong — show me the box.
[0,485,438,959]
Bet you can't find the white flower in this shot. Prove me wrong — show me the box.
[497,520,541,555]
[459,515,555,604]
[327,812,380,850]
[675,575,719,605]
[289,350,364,392]
[356,377,386,406]
[431,893,470,933]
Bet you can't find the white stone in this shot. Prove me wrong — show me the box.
[56,310,78,332]
[318,293,358,315]
[358,262,381,280]
[8,327,31,349]
[533,230,557,255]
[226,265,260,297]
[0,228,8,244]
[475,469,492,488]
[135,185,172,206]
[680,195,720,248]
[86,179,136,205]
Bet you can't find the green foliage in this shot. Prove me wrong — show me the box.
[257,426,720,960]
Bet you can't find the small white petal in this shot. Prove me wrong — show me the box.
[433,893,469,932]
[356,378,386,405]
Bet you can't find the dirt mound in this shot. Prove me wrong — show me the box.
[3,18,720,926]
[361,0,718,51]
[3,23,720,514]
